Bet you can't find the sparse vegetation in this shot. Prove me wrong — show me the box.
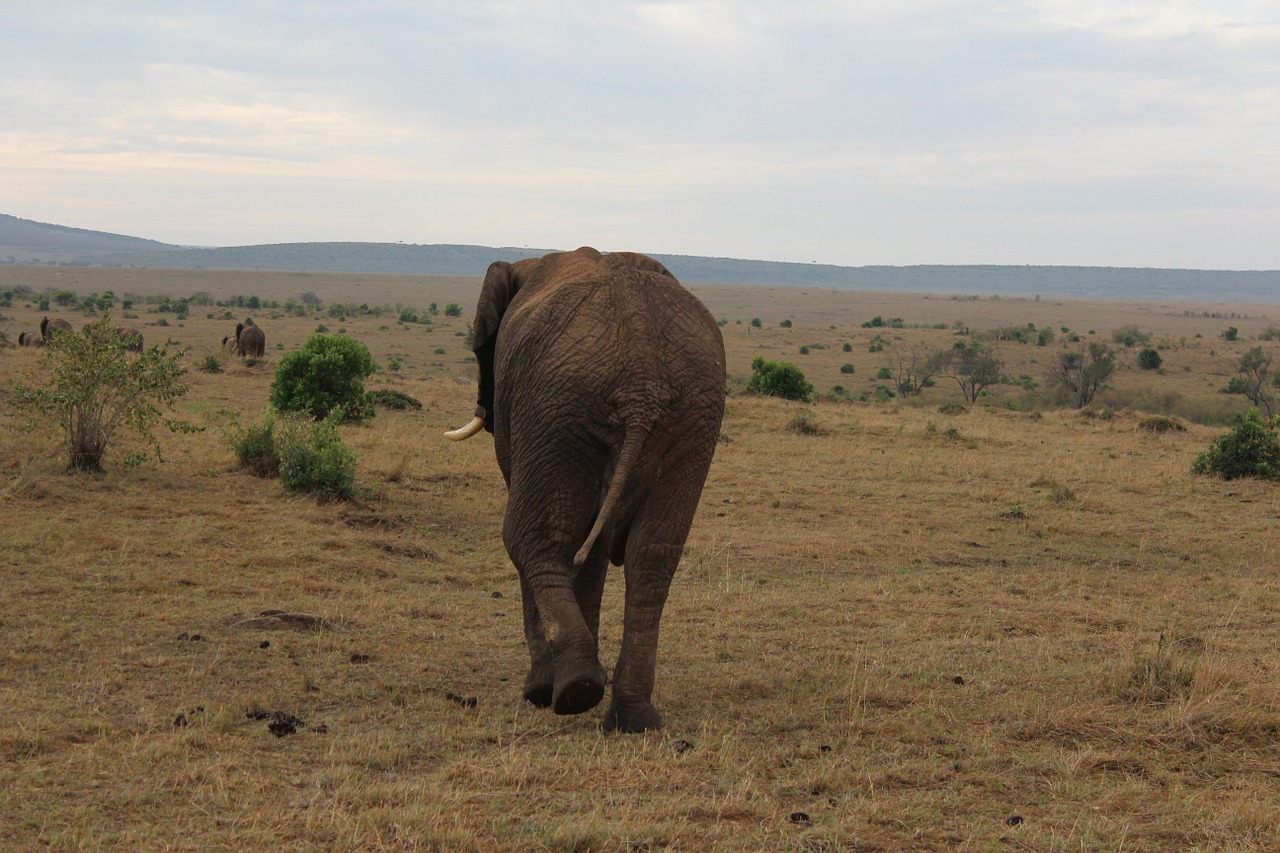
[3,266,1280,851]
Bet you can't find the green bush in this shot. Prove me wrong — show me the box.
[10,313,193,472]
[840,363,855,374]
[277,413,359,501]
[270,333,377,422]
[369,389,423,410]
[1191,410,1280,480]
[1137,348,1163,370]
[747,357,813,403]
[230,410,281,477]
[1139,415,1186,433]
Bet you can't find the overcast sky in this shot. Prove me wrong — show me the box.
[4,2,1279,269]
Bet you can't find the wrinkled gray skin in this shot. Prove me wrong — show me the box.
[460,247,725,733]
[40,316,72,342]
[227,323,266,356]
[18,331,45,347]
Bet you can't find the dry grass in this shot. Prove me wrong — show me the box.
[2,268,1280,851]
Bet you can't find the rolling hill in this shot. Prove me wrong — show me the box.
[4,212,1280,302]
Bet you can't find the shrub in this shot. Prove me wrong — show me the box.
[369,389,423,410]
[786,410,826,435]
[198,355,223,373]
[1112,325,1151,347]
[277,413,359,501]
[779,319,792,328]
[842,343,853,352]
[1191,410,1280,480]
[9,313,193,472]
[1139,415,1186,433]
[270,333,378,422]
[938,402,968,415]
[747,357,813,403]
[1137,348,1163,370]
[840,363,855,374]
[229,410,281,477]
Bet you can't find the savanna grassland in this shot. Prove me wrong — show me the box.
[2,266,1279,851]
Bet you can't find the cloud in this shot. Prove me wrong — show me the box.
[2,1,1279,266]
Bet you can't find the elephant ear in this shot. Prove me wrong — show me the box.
[471,261,522,430]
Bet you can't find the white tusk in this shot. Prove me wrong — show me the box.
[444,415,485,441]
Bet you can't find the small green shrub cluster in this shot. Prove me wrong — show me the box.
[369,389,423,410]
[270,333,377,422]
[229,410,359,500]
[1139,415,1186,433]
[747,357,813,403]
[1137,348,1163,370]
[278,414,358,501]
[229,410,281,477]
[1191,410,1280,480]
[785,410,825,436]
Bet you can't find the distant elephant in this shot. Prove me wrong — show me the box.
[117,327,144,352]
[227,322,266,357]
[18,331,45,347]
[445,247,726,732]
[41,316,72,342]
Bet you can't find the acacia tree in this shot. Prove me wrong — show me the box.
[11,313,192,472]
[941,341,1003,403]
[1236,347,1277,417]
[1046,341,1115,408]
[885,344,944,397]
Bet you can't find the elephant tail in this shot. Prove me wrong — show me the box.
[573,422,649,567]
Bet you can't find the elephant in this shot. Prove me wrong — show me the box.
[41,316,72,342]
[225,322,266,357]
[445,247,726,732]
[18,331,45,347]
[117,327,144,352]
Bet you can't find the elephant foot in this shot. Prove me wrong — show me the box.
[603,699,663,733]
[523,663,555,708]
[552,659,607,716]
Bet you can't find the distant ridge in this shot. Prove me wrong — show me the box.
[4,212,1280,303]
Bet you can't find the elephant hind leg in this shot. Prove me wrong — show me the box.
[509,545,607,716]
[519,574,555,707]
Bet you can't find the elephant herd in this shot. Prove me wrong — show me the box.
[17,316,142,351]
[14,316,269,360]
